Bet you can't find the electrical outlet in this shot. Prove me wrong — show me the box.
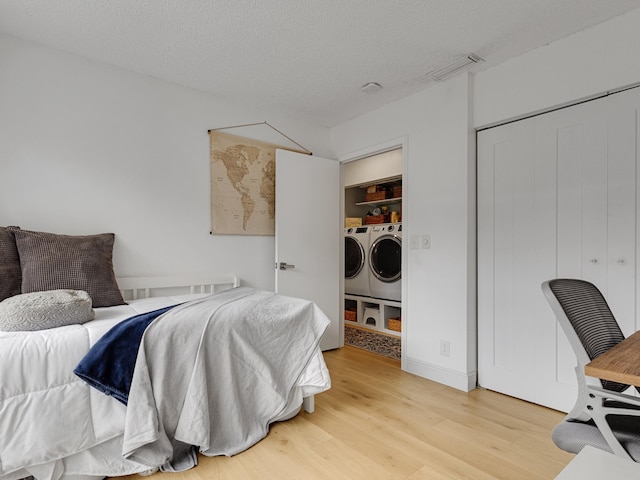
[440,340,450,357]
[421,234,431,249]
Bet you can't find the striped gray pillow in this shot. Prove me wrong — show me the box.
[13,229,126,308]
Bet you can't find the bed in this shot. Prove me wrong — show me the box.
[0,227,331,480]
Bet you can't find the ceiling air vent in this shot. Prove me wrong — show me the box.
[425,53,485,82]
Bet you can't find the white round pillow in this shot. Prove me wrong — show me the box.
[0,289,94,332]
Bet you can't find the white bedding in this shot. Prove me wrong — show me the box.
[123,287,331,470]
[0,290,330,480]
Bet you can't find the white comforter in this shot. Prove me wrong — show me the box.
[123,287,331,471]
[0,289,330,480]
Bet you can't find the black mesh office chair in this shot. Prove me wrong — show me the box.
[542,278,640,461]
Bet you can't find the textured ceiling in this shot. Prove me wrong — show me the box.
[2,0,640,127]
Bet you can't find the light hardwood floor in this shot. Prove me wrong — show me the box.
[127,346,573,479]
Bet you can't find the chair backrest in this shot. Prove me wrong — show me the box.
[542,278,628,393]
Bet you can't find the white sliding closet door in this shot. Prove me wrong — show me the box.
[478,91,639,412]
[478,117,540,403]
[535,98,608,410]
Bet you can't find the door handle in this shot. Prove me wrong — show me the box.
[278,262,296,270]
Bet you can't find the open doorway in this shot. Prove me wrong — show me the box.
[342,148,402,361]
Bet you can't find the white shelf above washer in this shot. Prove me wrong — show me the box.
[355,197,402,206]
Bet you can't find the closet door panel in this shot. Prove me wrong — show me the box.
[492,145,516,371]
[555,124,586,278]
[534,99,608,410]
[531,118,564,409]
[478,118,538,402]
[494,142,539,371]
[607,88,639,336]
[548,101,608,284]
[477,130,496,386]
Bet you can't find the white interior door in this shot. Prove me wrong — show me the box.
[275,149,341,350]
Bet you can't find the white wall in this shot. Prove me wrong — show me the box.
[332,75,477,391]
[0,34,332,290]
[474,8,640,128]
[343,148,402,187]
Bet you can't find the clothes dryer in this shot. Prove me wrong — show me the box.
[344,226,371,297]
[368,223,402,301]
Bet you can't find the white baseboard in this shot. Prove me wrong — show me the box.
[404,357,477,392]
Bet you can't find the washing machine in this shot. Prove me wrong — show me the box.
[368,223,402,301]
[344,226,371,297]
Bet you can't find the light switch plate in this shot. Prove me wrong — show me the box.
[410,234,419,250]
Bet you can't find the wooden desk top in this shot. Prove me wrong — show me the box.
[585,330,640,386]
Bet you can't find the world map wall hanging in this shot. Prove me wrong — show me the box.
[210,130,302,236]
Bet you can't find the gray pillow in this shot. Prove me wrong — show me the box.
[14,229,126,308]
[0,226,21,302]
[0,289,94,332]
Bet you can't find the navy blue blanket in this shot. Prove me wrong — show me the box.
[74,304,179,405]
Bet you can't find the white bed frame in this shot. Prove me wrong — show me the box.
[116,275,315,413]
[116,275,240,300]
